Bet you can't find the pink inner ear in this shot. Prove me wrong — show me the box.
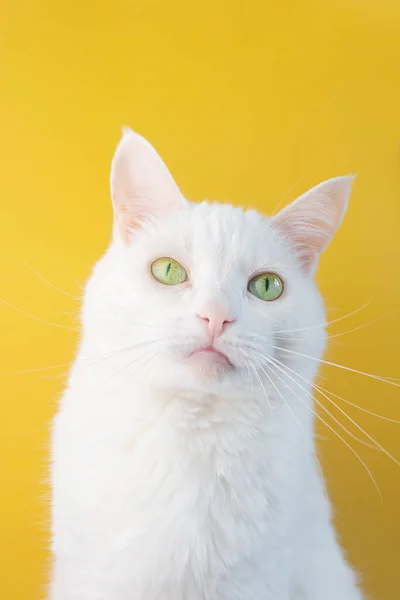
[272,176,353,272]
[114,211,149,245]
[284,220,331,271]
[110,129,186,244]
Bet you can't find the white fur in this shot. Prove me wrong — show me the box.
[50,130,363,599]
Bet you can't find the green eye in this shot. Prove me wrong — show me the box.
[248,272,283,301]
[151,258,187,285]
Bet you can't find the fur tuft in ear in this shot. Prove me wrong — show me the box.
[110,129,186,243]
[272,175,354,273]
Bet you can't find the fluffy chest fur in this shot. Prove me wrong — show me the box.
[52,381,307,599]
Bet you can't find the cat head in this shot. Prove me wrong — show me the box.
[82,129,353,396]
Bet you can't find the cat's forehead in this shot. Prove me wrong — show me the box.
[191,202,272,263]
[149,201,286,276]
[189,201,265,248]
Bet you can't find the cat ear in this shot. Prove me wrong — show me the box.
[110,128,186,242]
[272,176,354,273]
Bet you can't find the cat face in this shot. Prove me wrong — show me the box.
[82,130,353,395]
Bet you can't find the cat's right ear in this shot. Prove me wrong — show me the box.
[110,128,186,243]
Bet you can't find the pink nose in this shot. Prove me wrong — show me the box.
[197,301,234,340]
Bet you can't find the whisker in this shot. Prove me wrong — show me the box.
[270,177,303,216]
[109,349,156,381]
[124,349,162,382]
[0,362,73,377]
[60,310,81,317]
[254,353,382,499]
[0,297,79,331]
[313,382,400,424]
[256,360,322,474]
[311,380,400,467]
[129,350,162,381]
[24,260,81,301]
[252,304,398,346]
[241,357,254,394]
[262,353,379,452]
[0,340,165,377]
[41,370,72,380]
[275,299,372,335]
[266,353,388,453]
[266,343,400,389]
[247,359,273,417]
[108,340,165,382]
[327,308,400,339]
[93,316,162,329]
[87,339,166,370]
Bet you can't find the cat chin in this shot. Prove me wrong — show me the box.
[148,352,237,391]
[183,349,234,377]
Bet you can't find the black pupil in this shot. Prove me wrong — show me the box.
[264,277,270,292]
[166,262,172,276]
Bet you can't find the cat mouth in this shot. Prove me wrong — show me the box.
[186,346,233,367]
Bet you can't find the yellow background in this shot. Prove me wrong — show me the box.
[1,1,399,598]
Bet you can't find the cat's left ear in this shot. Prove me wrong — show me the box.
[272,176,354,274]
[110,128,186,242]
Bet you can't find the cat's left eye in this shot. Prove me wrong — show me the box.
[248,272,284,301]
[151,258,188,285]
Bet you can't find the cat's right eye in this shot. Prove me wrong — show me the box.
[151,258,188,285]
[248,272,284,301]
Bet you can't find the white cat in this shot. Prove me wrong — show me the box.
[50,129,364,599]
